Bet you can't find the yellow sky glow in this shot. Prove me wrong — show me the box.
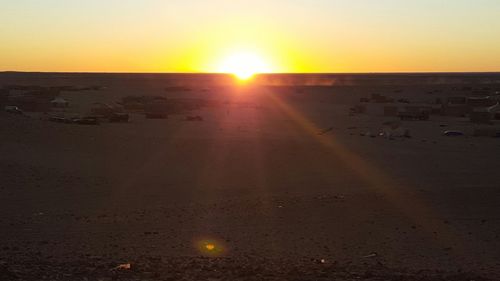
[1,1,500,73]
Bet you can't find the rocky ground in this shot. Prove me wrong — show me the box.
[1,73,500,280]
[0,256,493,281]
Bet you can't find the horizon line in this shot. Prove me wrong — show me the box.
[1,71,500,75]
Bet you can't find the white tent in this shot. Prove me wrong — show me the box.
[51,97,69,108]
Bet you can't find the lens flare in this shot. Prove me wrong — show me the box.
[196,239,226,256]
[205,243,216,251]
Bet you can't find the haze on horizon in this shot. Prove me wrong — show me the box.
[1,0,499,73]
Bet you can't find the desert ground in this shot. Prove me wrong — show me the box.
[1,73,500,280]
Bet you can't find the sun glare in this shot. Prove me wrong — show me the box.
[217,52,272,80]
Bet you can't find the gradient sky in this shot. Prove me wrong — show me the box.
[1,0,499,73]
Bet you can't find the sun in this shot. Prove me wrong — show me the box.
[217,52,272,80]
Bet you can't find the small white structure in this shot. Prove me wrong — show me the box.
[51,97,69,108]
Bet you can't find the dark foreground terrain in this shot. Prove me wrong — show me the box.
[1,73,500,280]
[0,256,491,281]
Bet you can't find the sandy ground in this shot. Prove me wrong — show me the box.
[1,73,500,280]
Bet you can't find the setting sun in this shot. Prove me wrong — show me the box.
[217,52,272,80]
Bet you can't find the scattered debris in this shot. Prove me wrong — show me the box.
[318,127,333,135]
[4,105,23,115]
[49,116,70,123]
[312,258,327,264]
[145,113,168,119]
[108,113,129,123]
[443,130,464,137]
[360,131,376,138]
[114,263,131,270]
[185,115,203,122]
[363,252,379,258]
[49,116,99,125]
[398,109,430,121]
[73,116,99,125]
[51,97,69,108]
[350,105,366,114]
[379,122,411,138]
[315,194,345,201]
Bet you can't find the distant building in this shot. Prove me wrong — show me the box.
[446,96,467,105]
[467,96,496,108]
[442,97,469,117]
[470,112,492,124]
[8,96,51,112]
[398,106,430,121]
[350,104,367,114]
[371,93,394,103]
[383,106,398,116]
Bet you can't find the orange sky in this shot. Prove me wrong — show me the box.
[1,0,500,73]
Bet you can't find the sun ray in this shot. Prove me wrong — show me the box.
[262,88,469,257]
